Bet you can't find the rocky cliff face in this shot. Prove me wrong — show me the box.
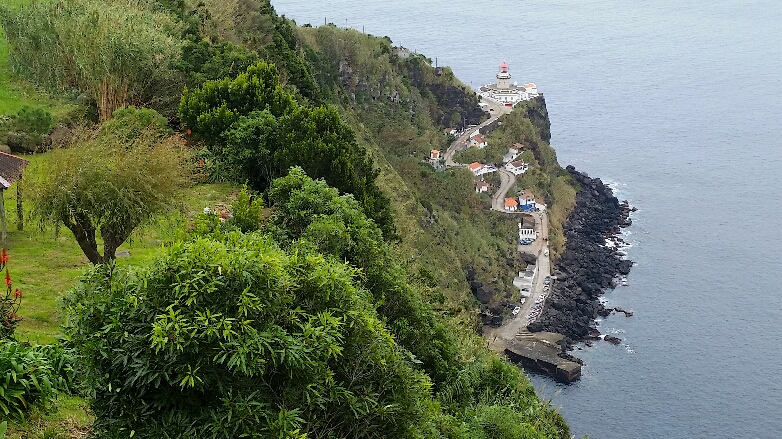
[527,166,633,344]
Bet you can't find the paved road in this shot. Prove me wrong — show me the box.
[444,98,512,168]
[485,210,552,350]
[491,169,515,211]
[440,97,552,351]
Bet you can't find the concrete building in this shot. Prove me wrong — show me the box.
[471,134,487,148]
[519,189,535,211]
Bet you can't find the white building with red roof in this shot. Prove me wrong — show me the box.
[470,133,487,148]
[504,197,518,212]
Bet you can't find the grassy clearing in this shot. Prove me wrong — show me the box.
[5,152,237,344]
[0,0,76,118]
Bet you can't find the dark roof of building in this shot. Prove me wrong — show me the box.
[0,151,30,189]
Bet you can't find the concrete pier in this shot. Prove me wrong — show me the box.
[504,333,581,383]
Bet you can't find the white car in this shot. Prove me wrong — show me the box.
[512,306,521,315]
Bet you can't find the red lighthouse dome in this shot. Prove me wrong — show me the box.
[500,61,509,72]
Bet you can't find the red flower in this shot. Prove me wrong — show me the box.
[14,289,21,298]
[4,269,10,288]
[186,129,192,136]
[198,159,205,166]
[1,248,7,264]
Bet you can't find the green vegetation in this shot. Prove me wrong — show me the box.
[0,0,184,121]
[180,60,395,238]
[0,0,580,436]
[32,121,191,264]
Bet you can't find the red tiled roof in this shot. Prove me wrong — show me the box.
[468,162,483,170]
[505,197,518,208]
[0,151,29,188]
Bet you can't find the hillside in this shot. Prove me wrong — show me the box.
[0,1,577,437]
[295,24,578,319]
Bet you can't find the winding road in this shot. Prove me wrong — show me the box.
[443,98,512,168]
[442,96,553,352]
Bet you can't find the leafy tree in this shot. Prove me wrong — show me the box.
[180,61,395,238]
[267,168,459,387]
[32,126,190,264]
[0,0,184,121]
[179,61,295,146]
[63,234,440,438]
[177,39,260,88]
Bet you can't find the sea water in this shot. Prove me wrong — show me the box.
[273,1,782,437]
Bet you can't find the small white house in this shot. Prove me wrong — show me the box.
[430,149,440,160]
[519,189,535,210]
[476,180,490,193]
[523,83,539,97]
[502,147,519,164]
[504,197,518,212]
[468,162,484,176]
[535,198,547,211]
[505,160,528,175]
[470,134,487,148]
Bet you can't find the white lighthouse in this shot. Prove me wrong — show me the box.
[496,61,511,89]
[479,61,539,107]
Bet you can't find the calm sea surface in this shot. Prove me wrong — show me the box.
[273,1,782,437]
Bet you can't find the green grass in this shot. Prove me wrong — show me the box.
[4,394,93,439]
[0,0,77,118]
[3,152,238,344]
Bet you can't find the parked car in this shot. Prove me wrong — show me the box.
[512,306,521,315]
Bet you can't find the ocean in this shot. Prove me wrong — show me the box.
[272,1,782,437]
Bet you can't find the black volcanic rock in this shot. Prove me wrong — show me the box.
[604,335,622,345]
[530,167,635,344]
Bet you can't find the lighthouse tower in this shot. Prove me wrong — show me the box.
[496,61,511,89]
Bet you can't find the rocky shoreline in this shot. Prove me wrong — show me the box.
[527,165,635,348]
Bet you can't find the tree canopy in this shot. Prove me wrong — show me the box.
[32,109,190,264]
[63,234,439,438]
[180,61,395,238]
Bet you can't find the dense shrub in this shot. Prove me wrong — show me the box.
[12,106,54,135]
[0,342,60,421]
[180,61,395,238]
[62,235,440,438]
